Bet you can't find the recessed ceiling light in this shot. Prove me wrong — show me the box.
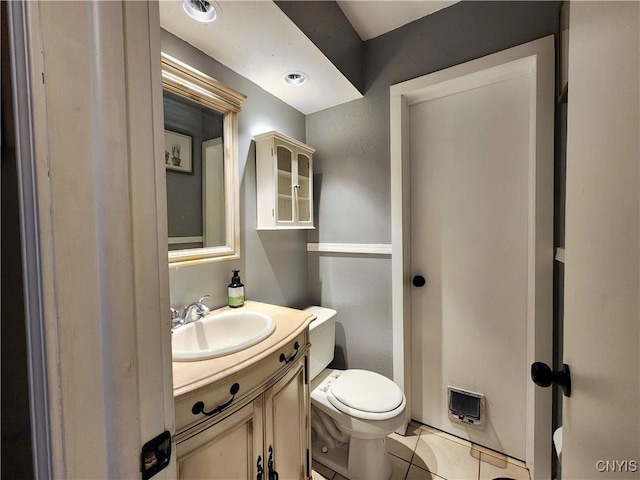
[183,0,218,23]
[283,72,307,87]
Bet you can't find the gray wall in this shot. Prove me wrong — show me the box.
[162,31,310,310]
[306,1,560,378]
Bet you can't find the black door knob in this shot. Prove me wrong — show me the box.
[412,275,426,287]
[531,362,571,397]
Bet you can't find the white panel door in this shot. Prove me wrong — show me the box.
[392,35,554,479]
[410,73,532,460]
[400,37,554,472]
[562,2,640,478]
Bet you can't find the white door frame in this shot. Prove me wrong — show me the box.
[12,1,175,477]
[390,35,555,479]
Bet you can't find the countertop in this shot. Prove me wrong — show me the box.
[172,301,314,399]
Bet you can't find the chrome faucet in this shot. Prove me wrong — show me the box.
[170,295,211,329]
[183,295,211,322]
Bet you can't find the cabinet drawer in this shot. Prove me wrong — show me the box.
[175,331,308,435]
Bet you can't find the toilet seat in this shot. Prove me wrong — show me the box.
[325,369,406,421]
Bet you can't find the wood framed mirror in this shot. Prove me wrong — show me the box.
[161,53,246,266]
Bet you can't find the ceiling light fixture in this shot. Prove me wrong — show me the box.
[183,0,218,23]
[283,72,307,87]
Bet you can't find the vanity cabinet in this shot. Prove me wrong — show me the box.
[255,131,315,230]
[175,334,311,480]
[176,400,263,479]
[265,357,309,479]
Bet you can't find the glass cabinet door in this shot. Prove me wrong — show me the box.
[296,153,311,223]
[276,145,293,223]
[255,131,314,230]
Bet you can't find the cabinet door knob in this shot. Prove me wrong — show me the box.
[191,382,240,417]
[268,445,279,480]
[256,455,264,480]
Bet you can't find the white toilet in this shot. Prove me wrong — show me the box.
[305,306,406,480]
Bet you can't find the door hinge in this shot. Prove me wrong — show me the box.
[304,356,309,385]
[306,448,310,479]
[140,431,172,480]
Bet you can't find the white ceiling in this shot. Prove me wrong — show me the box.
[337,1,459,41]
[160,1,362,115]
[159,1,458,114]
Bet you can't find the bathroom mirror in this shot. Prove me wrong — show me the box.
[162,53,246,266]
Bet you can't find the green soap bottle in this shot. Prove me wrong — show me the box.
[228,270,245,308]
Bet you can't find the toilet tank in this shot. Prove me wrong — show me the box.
[304,306,336,380]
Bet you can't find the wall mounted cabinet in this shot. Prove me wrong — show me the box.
[255,131,315,230]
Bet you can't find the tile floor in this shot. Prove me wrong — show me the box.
[312,421,530,480]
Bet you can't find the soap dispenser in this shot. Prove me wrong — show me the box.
[228,270,245,308]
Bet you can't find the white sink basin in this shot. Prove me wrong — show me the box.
[172,310,276,361]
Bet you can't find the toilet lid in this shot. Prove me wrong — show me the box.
[327,370,404,417]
